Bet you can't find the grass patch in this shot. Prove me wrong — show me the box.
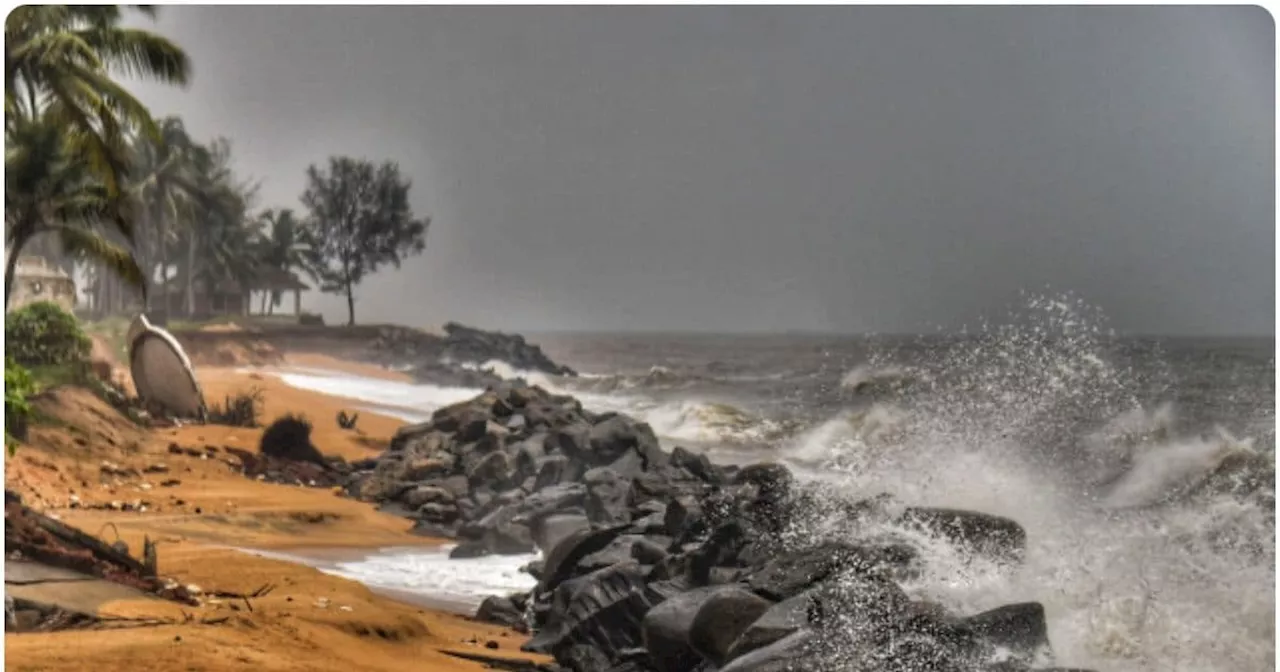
[207,388,264,427]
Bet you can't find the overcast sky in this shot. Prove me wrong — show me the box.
[127,6,1274,335]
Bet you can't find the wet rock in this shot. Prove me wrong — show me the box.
[719,629,818,672]
[524,561,657,660]
[687,588,774,666]
[584,467,630,524]
[476,595,526,628]
[960,601,1050,662]
[642,586,745,672]
[901,507,1027,562]
[725,589,818,660]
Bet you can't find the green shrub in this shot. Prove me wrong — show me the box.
[5,301,91,367]
[5,358,35,453]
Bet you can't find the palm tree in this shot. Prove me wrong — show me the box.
[171,138,262,317]
[5,6,190,197]
[5,6,190,310]
[255,208,307,314]
[127,116,203,313]
[4,109,145,308]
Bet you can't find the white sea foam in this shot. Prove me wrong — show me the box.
[238,546,537,613]
[778,296,1275,672]
[263,368,483,422]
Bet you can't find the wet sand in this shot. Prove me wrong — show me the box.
[3,357,543,671]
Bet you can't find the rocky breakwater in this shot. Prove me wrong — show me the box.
[369,322,576,388]
[346,384,1095,672]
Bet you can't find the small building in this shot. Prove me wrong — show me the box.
[9,257,76,312]
[156,268,311,320]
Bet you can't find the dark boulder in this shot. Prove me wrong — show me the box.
[960,602,1051,662]
[467,450,513,487]
[718,629,820,672]
[641,585,746,672]
[534,513,592,556]
[744,541,918,601]
[524,561,658,661]
[476,594,526,628]
[538,524,632,592]
[725,588,819,661]
[687,588,774,666]
[535,455,581,490]
[585,467,630,524]
[901,507,1027,563]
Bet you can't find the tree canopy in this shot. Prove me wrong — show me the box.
[297,156,429,325]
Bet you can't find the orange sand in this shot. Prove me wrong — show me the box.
[3,358,543,672]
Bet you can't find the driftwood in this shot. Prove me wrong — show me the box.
[4,493,197,605]
[209,583,276,613]
[336,410,359,430]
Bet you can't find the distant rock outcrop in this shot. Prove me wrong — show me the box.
[369,322,575,387]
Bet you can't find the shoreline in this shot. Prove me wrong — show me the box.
[3,354,545,671]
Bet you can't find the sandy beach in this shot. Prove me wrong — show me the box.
[4,353,544,671]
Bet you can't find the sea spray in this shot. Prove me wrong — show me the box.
[778,294,1275,672]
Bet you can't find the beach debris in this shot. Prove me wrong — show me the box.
[339,605,353,612]
[143,463,170,474]
[127,314,207,420]
[336,410,360,430]
[260,414,325,465]
[4,491,196,606]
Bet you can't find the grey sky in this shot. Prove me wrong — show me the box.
[127,6,1274,335]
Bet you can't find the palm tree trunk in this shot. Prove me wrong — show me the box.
[184,231,196,317]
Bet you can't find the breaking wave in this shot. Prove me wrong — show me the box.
[777,294,1275,672]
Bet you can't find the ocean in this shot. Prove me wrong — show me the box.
[263,297,1275,672]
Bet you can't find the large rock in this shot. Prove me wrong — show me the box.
[725,588,820,661]
[901,507,1027,562]
[584,467,630,524]
[524,561,658,660]
[641,585,745,672]
[687,588,774,666]
[719,629,819,672]
[960,601,1051,662]
[534,513,592,556]
[744,541,916,601]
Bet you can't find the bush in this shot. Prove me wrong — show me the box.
[207,388,264,428]
[6,301,91,367]
[5,358,35,453]
[260,414,326,465]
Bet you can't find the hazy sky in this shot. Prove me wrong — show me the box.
[127,6,1274,335]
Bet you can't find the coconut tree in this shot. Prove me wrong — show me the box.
[4,110,144,308]
[5,5,190,196]
[4,5,190,308]
[168,138,262,316]
[254,208,307,314]
[127,115,203,312]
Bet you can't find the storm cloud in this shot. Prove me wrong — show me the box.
[126,6,1274,335]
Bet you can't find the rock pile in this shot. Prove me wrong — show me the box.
[346,384,1093,672]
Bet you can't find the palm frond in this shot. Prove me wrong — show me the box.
[54,223,146,297]
[77,27,189,85]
